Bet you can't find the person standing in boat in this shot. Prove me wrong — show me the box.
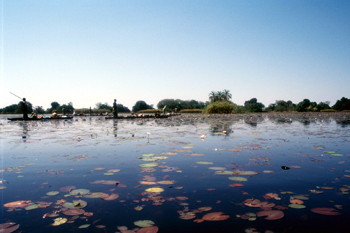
[113,99,118,118]
[163,105,167,115]
[22,98,28,119]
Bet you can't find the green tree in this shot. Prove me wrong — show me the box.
[244,98,265,112]
[332,97,350,111]
[95,102,112,111]
[132,100,153,112]
[295,99,311,112]
[316,102,331,111]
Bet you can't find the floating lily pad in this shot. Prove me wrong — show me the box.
[215,171,233,175]
[196,161,213,165]
[69,189,90,195]
[311,207,341,215]
[52,217,67,226]
[238,171,258,175]
[25,204,39,210]
[228,177,248,182]
[78,224,90,229]
[145,188,164,193]
[288,204,306,209]
[46,191,59,196]
[134,220,155,227]
[257,210,284,220]
[202,212,229,221]
[139,163,159,167]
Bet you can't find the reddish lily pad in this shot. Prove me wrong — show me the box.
[3,200,30,208]
[202,212,229,221]
[311,208,341,216]
[136,226,159,233]
[63,208,85,216]
[257,210,284,220]
[0,222,20,233]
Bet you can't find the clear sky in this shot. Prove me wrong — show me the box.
[1,0,349,110]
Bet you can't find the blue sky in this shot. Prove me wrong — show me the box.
[1,0,349,110]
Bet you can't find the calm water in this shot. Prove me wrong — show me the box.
[1,113,350,233]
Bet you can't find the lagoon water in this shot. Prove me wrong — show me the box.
[1,113,350,233]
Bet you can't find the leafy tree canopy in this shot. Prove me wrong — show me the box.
[209,89,232,103]
[132,100,153,112]
[332,97,350,111]
[244,98,265,112]
[157,99,205,111]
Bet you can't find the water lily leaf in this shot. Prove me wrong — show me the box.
[197,207,212,211]
[202,212,229,221]
[331,154,343,156]
[145,188,164,193]
[257,210,284,220]
[62,208,85,216]
[104,172,114,176]
[157,180,174,184]
[52,217,67,226]
[78,224,90,229]
[0,222,20,232]
[139,163,159,167]
[46,191,59,196]
[209,167,226,170]
[292,195,309,200]
[228,177,248,182]
[101,193,119,200]
[136,226,158,233]
[134,220,155,228]
[263,170,274,173]
[3,200,30,208]
[25,204,39,210]
[84,192,107,198]
[311,207,341,215]
[195,161,213,165]
[288,204,306,209]
[69,189,90,195]
[63,200,87,208]
[238,171,258,175]
[107,169,120,173]
[215,171,234,175]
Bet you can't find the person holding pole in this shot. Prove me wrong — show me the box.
[22,98,28,119]
[113,99,118,118]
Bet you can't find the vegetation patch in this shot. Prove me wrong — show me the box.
[204,101,236,114]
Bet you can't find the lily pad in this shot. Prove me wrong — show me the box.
[196,161,213,165]
[69,189,90,195]
[257,210,284,220]
[52,217,67,226]
[311,207,341,215]
[288,204,306,209]
[145,188,164,193]
[228,177,248,182]
[202,212,229,221]
[46,191,59,196]
[134,220,155,228]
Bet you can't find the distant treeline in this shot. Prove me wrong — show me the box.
[1,93,350,114]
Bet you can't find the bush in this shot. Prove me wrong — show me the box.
[204,101,236,114]
[179,109,203,113]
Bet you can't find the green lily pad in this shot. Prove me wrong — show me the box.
[331,154,343,156]
[78,224,90,229]
[47,191,59,196]
[228,177,248,182]
[196,161,213,165]
[25,204,39,210]
[288,204,306,209]
[70,189,90,195]
[139,163,159,167]
[134,220,155,227]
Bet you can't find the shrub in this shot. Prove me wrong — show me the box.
[204,101,236,114]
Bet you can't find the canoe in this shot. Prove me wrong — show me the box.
[105,115,169,120]
[8,116,74,121]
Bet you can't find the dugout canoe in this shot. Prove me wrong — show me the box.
[105,115,169,120]
[8,116,73,121]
